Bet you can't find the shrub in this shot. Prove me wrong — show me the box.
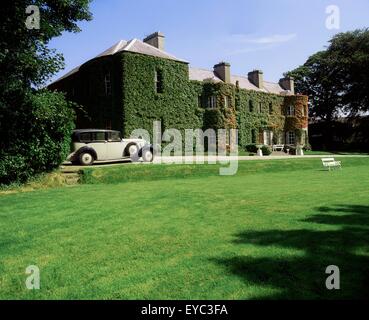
[0,90,75,185]
[245,144,272,156]
[261,145,272,156]
[245,144,258,153]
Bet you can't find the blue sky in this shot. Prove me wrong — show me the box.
[49,0,369,83]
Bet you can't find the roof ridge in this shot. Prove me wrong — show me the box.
[124,38,137,51]
[135,39,181,60]
[189,66,213,71]
[112,40,127,54]
[264,80,279,85]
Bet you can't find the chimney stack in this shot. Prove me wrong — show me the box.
[143,32,165,51]
[214,62,231,83]
[248,70,264,89]
[279,76,295,94]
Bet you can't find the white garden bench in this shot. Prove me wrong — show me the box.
[272,144,285,152]
[321,158,342,171]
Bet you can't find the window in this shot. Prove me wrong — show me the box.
[198,95,202,108]
[259,102,263,113]
[264,130,272,145]
[287,131,296,145]
[269,103,273,114]
[108,131,121,142]
[154,69,164,93]
[251,129,256,144]
[224,96,230,108]
[249,100,254,112]
[208,96,217,109]
[287,105,295,116]
[302,106,308,117]
[104,73,111,96]
[79,133,91,142]
[91,132,106,142]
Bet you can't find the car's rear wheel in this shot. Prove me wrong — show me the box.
[79,152,94,166]
[142,149,154,162]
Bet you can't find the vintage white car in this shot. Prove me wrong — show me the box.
[67,129,154,165]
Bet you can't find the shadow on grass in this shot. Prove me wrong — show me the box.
[212,205,369,299]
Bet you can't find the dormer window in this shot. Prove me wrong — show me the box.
[154,69,163,93]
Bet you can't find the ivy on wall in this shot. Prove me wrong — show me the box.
[51,51,309,148]
[121,52,203,140]
[236,88,285,146]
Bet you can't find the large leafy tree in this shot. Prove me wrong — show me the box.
[287,29,369,121]
[0,1,92,184]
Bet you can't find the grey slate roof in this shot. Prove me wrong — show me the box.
[190,67,290,95]
[53,38,290,96]
[188,67,223,83]
[53,38,187,83]
[95,38,188,63]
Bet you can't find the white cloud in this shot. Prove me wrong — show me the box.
[227,45,275,56]
[223,33,297,56]
[228,33,297,44]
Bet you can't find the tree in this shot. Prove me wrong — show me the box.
[0,1,92,184]
[287,29,369,121]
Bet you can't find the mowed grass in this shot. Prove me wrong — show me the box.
[0,158,369,299]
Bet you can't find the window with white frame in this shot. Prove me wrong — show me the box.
[154,69,164,93]
[287,105,295,116]
[208,96,217,109]
[287,131,296,145]
[224,96,230,108]
[303,106,308,117]
[104,73,111,96]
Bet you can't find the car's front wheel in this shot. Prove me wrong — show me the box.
[79,152,94,166]
[142,149,154,162]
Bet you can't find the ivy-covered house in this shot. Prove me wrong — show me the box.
[49,32,309,148]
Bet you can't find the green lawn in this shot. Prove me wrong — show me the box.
[1,158,369,299]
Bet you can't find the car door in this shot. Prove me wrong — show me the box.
[89,132,108,160]
[106,131,125,160]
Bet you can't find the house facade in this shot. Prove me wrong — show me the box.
[49,32,309,148]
